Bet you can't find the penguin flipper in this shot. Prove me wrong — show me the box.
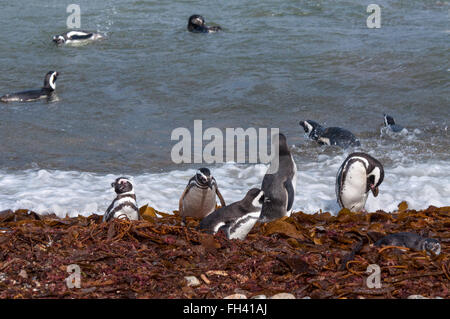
[103,201,115,222]
[178,183,194,215]
[284,179,295,212]
[216,187,226,207]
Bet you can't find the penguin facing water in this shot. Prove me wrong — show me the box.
[199,188,264,240]
[259,133,297,223]
[103,177,140,222]
[383,114,406,133]
[187,15,222,33]
[179,168,226,224]
[336,152,384,212]
[0,71,59,103]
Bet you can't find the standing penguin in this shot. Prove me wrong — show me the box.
[179,168,226,224]
[259,133,297,223]
[336,152,384,212]
[103,177,140,222]
[199,188,264,240]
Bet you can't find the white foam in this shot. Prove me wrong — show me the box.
[0,159,449,217]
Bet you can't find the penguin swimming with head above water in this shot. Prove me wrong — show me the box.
[179,168,226,225]
[199,188,264,240]
[299,120,361,148]
[187,15,222,33]
[52,31,103,45]
[0,71,59,103]
[336,152,384,212]
[259,133,297,223]
[103,177,140,222]
[383,114,406,133]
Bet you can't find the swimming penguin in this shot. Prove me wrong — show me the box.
[52,31,103,45]
[179,168,226,224]
[199,188,264,240]
[0,71,59,103]
[375,232,441,255]
[103,177,140,222]
[336,152,384,212]
[299,120,361,148]
[187,15,222,33]
[259,133,297,223]
[383,114,406,133]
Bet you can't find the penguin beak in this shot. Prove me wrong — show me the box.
[370,185,379,197]
[207,180,213,190]
[111,182,115,188]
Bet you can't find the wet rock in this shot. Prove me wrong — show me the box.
[270,293,296,299]
[407,295,428,299]
[224,294,247,299]
[251,294,267,299]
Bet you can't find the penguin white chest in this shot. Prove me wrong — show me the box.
[114,205,139,220]
[182,187,217,218]
[228,211,261,240]
[340,162,368,212]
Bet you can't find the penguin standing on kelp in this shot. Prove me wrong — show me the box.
[259,133,297,223]
[336,152,384,212]
[187,15,222,33]
[179,168,226,225]
[199,188,264,240]
[0,71,59,103]
[103,177,140,222]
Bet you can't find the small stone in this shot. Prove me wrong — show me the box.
[224,294,247,299]
[18,270,28,279]
[184,276,201,287]
[302,296,311,299]
[270,293,296,299]
[407,295,428,299]
[251,295,267,299]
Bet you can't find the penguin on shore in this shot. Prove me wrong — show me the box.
[52,31,103,45]
[259,133,297,223]
[199,188,264,240]
[179,168,226,225]
[299,120,360,148]
[336,152,384,212]
[375,232,441,255]
[383,114,406,133]
[0,71,59,103]
[187,15,222,33]
[103,177,140,222]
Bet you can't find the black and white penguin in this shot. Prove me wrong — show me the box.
[199,188,264,240]
[336,152,384,212]
[179,168,226,224]
[383,114,405,133]
[375,232,441,255]
[187,15,222,33]
[103,177,140,222]
[299,120,361,148]
[0,71,59,103]
[259,133,297,223]
[52,31,103,45]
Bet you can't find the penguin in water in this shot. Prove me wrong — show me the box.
[179,168,226,225]
[103,177,140,222]
[199,188,264,240]
[375,232,441,255]
[299,120,361,148]
[336,152,384,212]
[259,133,297,223]
[0,71,59,103]
[383,114,406,133]
[52,31,103,45]
[187,15,222,33]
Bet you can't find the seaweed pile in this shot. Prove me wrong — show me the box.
[0,203,448,299]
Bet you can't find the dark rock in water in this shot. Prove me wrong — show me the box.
[375,232,441,255]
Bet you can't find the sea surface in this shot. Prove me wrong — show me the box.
[0,0,448,216]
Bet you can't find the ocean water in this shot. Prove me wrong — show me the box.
[0,0,448,216]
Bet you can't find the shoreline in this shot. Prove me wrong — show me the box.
[0,204,448,299]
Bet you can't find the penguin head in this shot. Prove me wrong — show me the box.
[195,167,213,189]
[272,132,290,156]
[299,120,322,140]
[244,188,265,208]
[52,35,66,45]
[43,71,59,90]
[366,163,384,197]
[423,238,441,255]
[112,177,134,194]
[188,14,205,28]
[383,114,396,126]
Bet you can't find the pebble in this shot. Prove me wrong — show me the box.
[407,295,428,299]
[270,293,296,299]
[184,276,201,287]
[18,269,28,279]
[251,294,267,299]
[224,294,247,299]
